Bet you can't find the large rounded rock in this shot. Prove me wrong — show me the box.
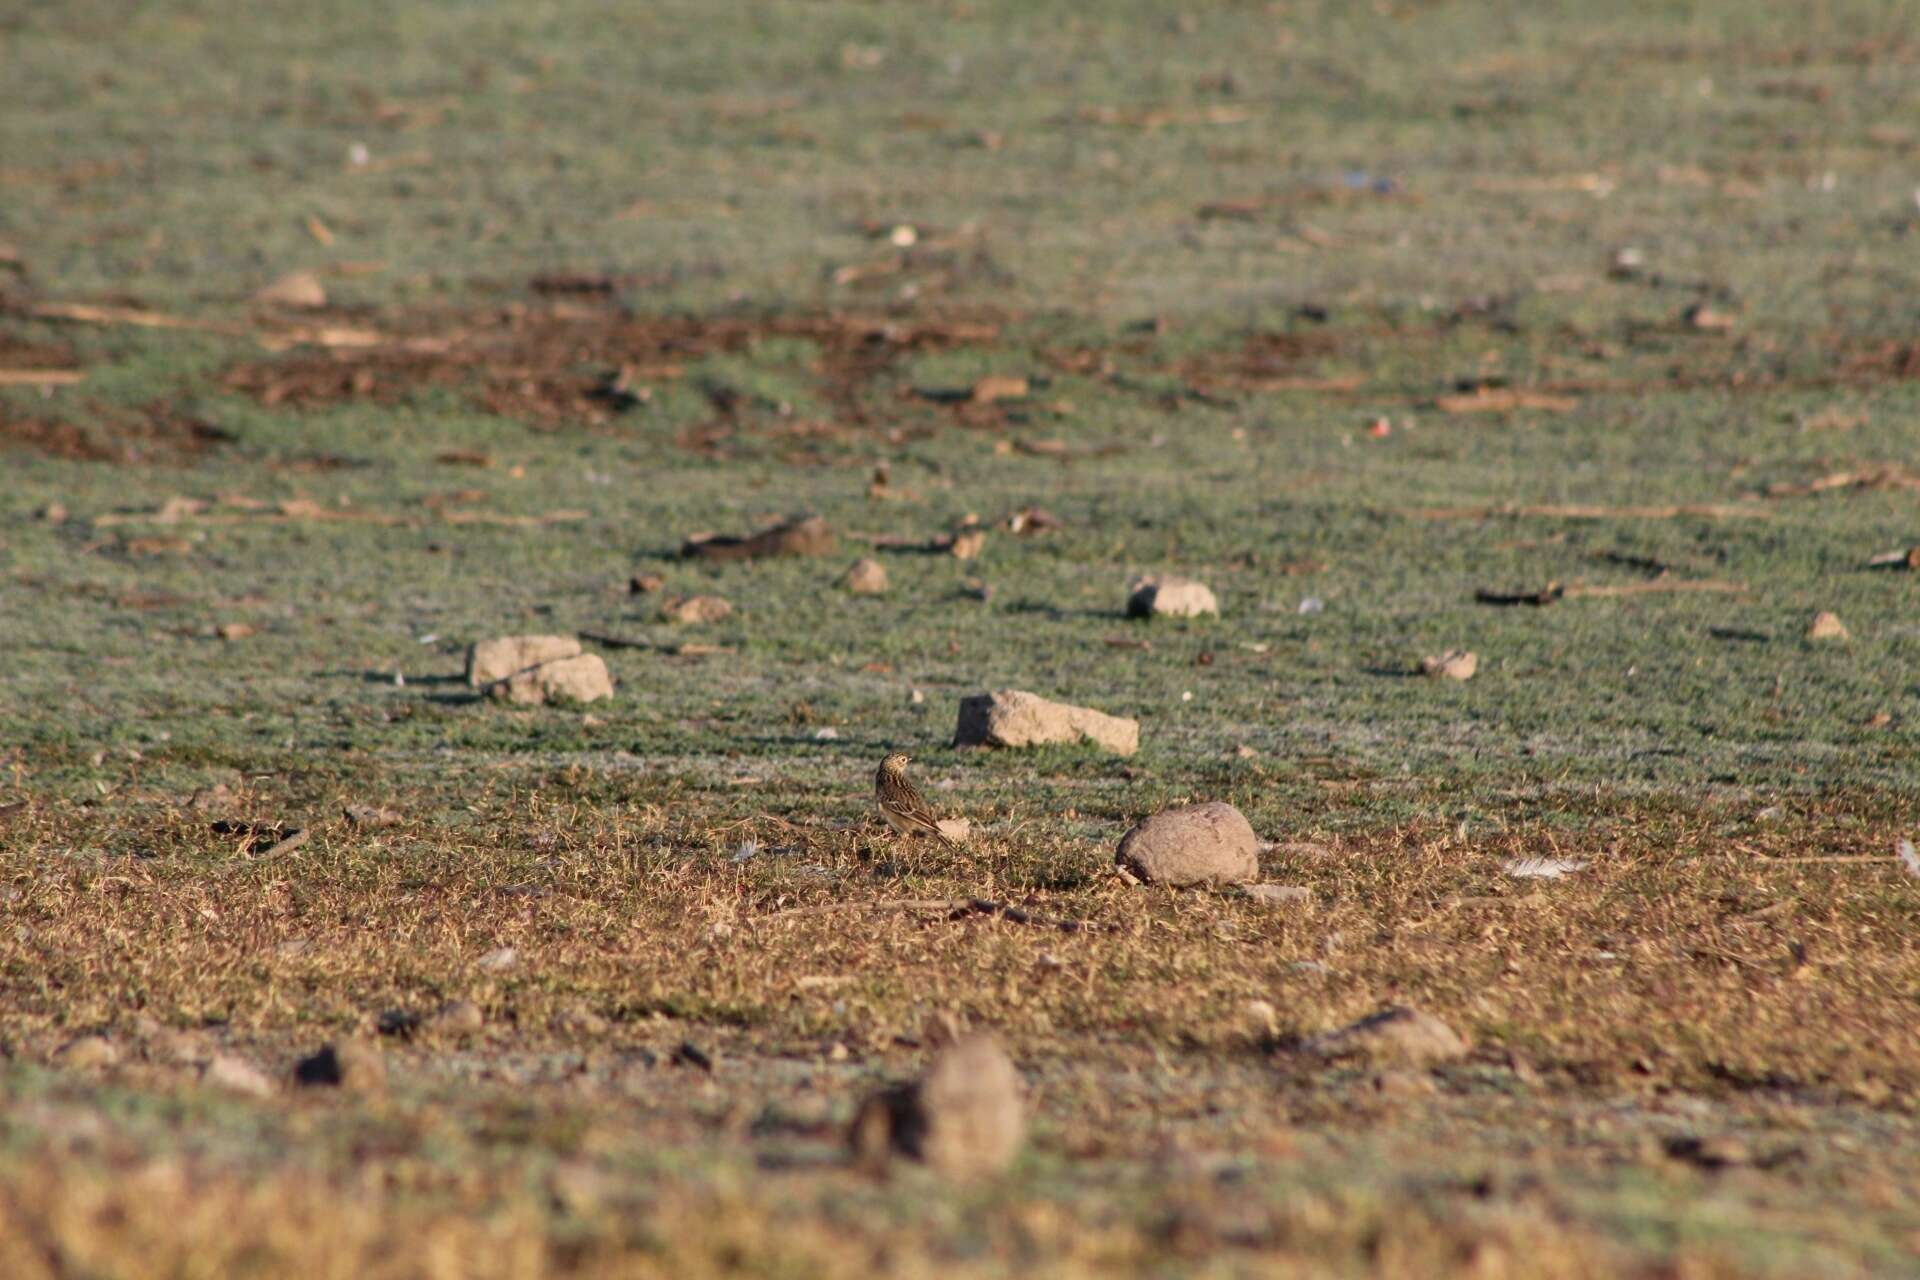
[466,634,582,687]
[954,690,1138,756]
[1115,801,1259,886]
[1126,574,1218,619]
[850,1033,1024,1178]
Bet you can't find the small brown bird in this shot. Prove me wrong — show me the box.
[874,752,956,850]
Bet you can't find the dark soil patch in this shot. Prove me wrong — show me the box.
[1169,315,1920,402]
[0,400,234,464]
[221,301,1005,432]
[0,331,79,373]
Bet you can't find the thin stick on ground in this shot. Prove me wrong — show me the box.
[1413,502,1770,521]
[216,826,310,874]
[1757,855,1903,865]
[763,897,1113,933]
[1479,579,1749,605]
[1565,579,1747,598]
[27,300,384,350]
[0,370,84,387]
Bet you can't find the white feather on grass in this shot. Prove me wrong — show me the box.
[1898,839,1920,879]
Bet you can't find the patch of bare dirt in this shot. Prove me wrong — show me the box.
[0,400,234,464]
[220,301,1005,434]
[0,331,79,373]
[1170,317,1920,403]
[1834,338,1920,384]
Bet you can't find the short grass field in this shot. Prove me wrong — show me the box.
[4,1,1920,1275]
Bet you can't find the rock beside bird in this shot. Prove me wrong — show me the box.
[1115,801,1260,886]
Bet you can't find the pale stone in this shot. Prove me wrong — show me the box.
[53,1035,119,1070]
[1420,649,1478,680]
[846,557,889,594]
[466,634,581,687]
[487,654,612,705]
[1115,802,1260,886]
[1242,883,1311,906]
[427,999,485,1036]
[948,530,987,560]
[202,1054,275,1097]
[1807,611,1849,641]
[954,690,1138,756]
[255,270,327,309]
[1126,574,1218,619]
[662,594,732,624]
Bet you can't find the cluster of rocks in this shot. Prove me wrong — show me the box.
[466,635,611,705]
[50,996,1472,1185]
[51,1029,286,1099]
[432,531,1487,1166]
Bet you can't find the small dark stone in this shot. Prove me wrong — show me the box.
[293,1039,386,1092]
[295,1045,346,1085]
[376,1009,422,1038]
[1664,1135,1752,1170]
[671,1041,714,1072]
